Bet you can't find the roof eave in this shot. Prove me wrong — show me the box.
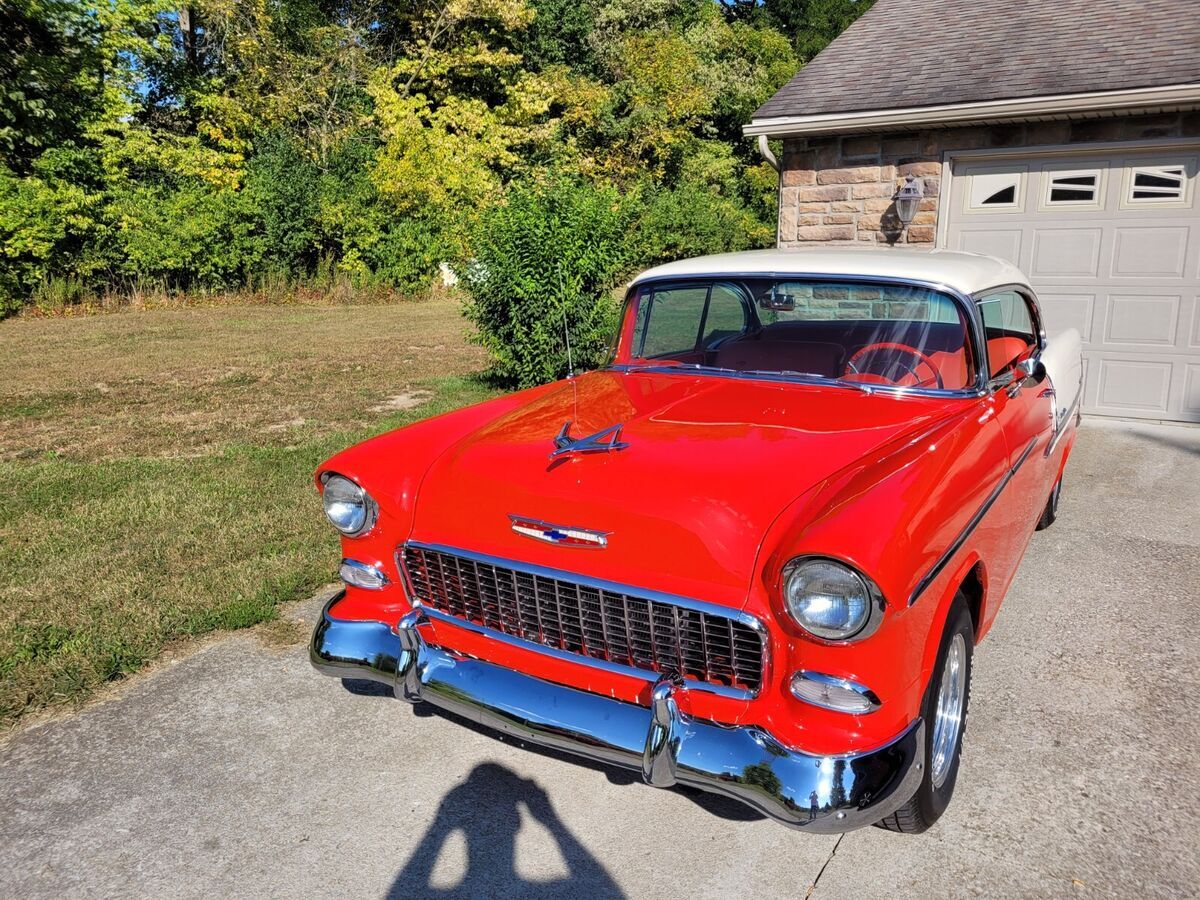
[744,83,1200,138]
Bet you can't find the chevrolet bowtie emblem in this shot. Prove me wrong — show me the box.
[509,515,609,548]
[550,421,629,460]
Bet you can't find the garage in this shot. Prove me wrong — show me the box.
[747,0,1200,423]
[943,147,1200,421]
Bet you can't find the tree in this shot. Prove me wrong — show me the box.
[0,0,103,173]
[759,0,877,61]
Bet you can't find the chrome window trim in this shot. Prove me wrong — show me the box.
[615,273,989,398]
[972,283,1047,391]
[396,541,770,699]
[908,435,1038,606]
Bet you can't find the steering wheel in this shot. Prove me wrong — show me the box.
[843,342,944,389]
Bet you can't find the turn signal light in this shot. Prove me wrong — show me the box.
[791,671,880,714]
[339,559,388,590]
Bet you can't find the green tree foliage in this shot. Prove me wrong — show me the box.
[463,178,628,388]
[0,0,875,327]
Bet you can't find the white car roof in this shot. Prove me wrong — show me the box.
[629,247,1030,297]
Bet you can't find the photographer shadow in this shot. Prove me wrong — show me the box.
[387,762,625,899]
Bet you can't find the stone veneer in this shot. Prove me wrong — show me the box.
[777,111,1200,247]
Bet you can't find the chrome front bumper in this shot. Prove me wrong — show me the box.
[310,595,924,833]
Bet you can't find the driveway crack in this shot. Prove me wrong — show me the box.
[805,834,844,898]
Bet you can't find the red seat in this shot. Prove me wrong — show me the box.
[713,338,845,376]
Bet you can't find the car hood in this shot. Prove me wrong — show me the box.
[410,369,958,608]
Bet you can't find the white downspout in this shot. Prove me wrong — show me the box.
[757,134,782,247]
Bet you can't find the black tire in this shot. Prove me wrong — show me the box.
[1035,476,1063,531]
[875,596,974,834]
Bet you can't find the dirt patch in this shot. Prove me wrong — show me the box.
[368,389,433,413]
[254,618,310,649]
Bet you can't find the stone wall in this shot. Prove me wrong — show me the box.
[777,111,1200,247]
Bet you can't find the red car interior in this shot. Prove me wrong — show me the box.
[689,320,976,390]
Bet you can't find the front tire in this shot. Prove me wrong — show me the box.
[876,597,974,834]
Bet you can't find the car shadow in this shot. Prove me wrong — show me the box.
[340,679,762,824]
[386,762,625,899]
[1126,424,1200,457]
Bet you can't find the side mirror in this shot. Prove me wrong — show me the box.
[1017,356,1045,380]
[990,355,1045,394]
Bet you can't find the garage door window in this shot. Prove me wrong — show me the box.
[1123,161,1192,208]
[967,169,1025,211]
[1044,169,1101,207]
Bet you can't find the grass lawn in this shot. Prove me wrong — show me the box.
[0,299,496,729]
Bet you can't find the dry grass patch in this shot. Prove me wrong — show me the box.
[0,298,498,729]
[0,298,485,460]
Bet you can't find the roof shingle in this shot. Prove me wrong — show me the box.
[753,0,1200,120]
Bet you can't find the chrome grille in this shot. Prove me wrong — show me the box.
[401,545,764,694]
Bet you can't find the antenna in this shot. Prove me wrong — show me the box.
[558,266,574,379]
[563,309,574,379]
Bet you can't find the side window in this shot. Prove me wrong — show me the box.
[701,284,747,347]
[978,291,1037,377]
[636,287,708,358]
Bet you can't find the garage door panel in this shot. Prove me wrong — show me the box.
[1183,365,1200,418]
[1030,228,1102,277]
[1111,227,1190,277]
[1094,358,1173,413]
[956,229,1022,266]
[946,146,1199,422]
[1104,294,1181,346]
[1038,293,1095,340]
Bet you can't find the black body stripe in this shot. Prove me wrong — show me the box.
[908,436,1039,607]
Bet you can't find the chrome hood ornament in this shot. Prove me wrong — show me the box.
[509,515,609,548]
[550,421,629,461]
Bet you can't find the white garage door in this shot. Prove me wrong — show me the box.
[944,147,1200,422]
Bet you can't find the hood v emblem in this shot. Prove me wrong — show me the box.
[550,421,629,460]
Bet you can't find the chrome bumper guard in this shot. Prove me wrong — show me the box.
[310,595,924,833]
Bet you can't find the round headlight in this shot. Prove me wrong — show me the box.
[322,473,377,537]
[782,558,878,641]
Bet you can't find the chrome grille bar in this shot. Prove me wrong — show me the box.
[400,543,765,695]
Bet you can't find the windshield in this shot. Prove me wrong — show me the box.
[615,278,977,392]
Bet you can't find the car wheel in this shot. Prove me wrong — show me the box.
[1035,476,1062,531]
[875,596,973,834]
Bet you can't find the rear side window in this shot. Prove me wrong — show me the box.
[634,287,707,358]
[701,285,748,347]
[978,291,1036,377]
[633,284,748,359]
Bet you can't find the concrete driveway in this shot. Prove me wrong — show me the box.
[1,420,1197,898]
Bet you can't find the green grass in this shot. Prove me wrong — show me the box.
[0,301,496,728]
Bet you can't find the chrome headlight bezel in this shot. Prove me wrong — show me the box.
[780,555,885,643]
[320,472,379,538]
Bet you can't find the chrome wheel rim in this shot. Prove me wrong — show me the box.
[930,633,967,789]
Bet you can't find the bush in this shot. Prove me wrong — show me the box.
[462,178,631,389]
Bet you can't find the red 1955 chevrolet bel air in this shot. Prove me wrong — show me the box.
[310,247,1082,834]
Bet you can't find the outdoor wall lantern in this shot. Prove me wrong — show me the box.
[894,175,924,225]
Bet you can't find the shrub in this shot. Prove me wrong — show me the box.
[242,133,322,274]
[463,178,631,389]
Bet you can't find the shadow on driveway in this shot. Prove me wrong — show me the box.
[387,762,624,899]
